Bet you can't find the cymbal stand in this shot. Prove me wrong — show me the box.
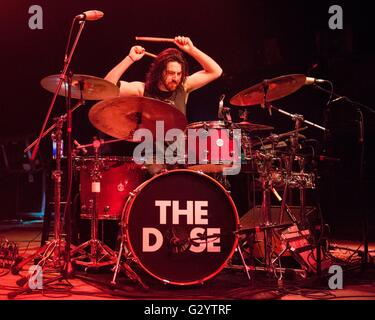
[254,151,287,270]
[11,118,67,275]
[250,146,302,278]
[8,117,81,299]
[24,101,85,154]
[278,114,303,225]
[265,106,328,276]
[266,104,326,224]
[70,138,117,269]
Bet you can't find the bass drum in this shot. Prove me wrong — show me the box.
[123,169,239,285]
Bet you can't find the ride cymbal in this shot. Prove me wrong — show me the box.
[230,74,307,106]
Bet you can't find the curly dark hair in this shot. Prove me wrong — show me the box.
[145,48,189,95]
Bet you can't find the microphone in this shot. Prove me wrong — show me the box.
[218,94,225,119]
[170,236,190,253]
[166,229,190,253]
[305,77,329,85]
[75,10,104,21]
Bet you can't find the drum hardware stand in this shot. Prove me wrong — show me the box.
[24,100,85,247]
[111,197,149,290]
[187,229,252,280]
[9,16,110,299]
[9,116,82,298]
[23,101,85,155]
[253,151,282,273]
[11,118,68,275]
[75,137,130,150]
[263,108,326,277]
[265,104,327,228]
[234,223,308,280]
[111,234,149,290]
[249,147,307,279]
[70,138,118,269]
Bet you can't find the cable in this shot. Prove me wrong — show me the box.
[325,81,334,107]
[21,230,43,256]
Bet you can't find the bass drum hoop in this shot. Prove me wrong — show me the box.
[122,169,239,286]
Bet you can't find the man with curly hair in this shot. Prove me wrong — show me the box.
[104,36,222,116]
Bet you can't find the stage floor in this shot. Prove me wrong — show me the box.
[1,220,375,301]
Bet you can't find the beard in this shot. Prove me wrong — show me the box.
[162,78,179,92]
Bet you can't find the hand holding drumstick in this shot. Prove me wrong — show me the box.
[135,36,195,54]
[128,46,156,62]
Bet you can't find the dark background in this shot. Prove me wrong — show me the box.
[0,1,374,240]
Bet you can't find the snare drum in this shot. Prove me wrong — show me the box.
[122,169,239,285]
[75,156,146,220]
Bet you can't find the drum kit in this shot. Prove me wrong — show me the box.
[17,72,327,287]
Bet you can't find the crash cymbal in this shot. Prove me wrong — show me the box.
[234,121,274,132]
[230,74,306,106]
[41,74,120,100]
[88,96,187,141]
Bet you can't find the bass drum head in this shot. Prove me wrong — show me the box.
[124,169,239,285]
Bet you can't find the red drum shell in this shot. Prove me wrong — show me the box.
[185,121,241,173]
[76,156,146,220]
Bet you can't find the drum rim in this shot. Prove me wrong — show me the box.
[74,155,136,162]
[123,169,240,286]
[185,120,227,130]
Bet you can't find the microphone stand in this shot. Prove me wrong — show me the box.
[8,18,88,299]
[357,109,368,270]
[312,85,374,270]
[24,101,85,154]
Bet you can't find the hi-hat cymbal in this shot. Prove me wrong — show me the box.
[234,121,274,132]
[230,74,307,106]
[41,74,120,100]
[88,96,187,141]
[252,127,307,148]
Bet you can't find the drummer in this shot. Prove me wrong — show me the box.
[104,36,222,116]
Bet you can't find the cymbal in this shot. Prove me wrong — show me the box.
[88,96,187,141]
[230,74,306,106]
[252,127,307,148]
[234,121,274,132]
[41,74,120,100]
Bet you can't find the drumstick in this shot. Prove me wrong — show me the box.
[136,36,175,43]
[144,51,157,58]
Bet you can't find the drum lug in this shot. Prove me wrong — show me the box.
[203,122,209,131]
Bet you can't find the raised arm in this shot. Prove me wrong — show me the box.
[174,36,223,93]
[104,46,146,96]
